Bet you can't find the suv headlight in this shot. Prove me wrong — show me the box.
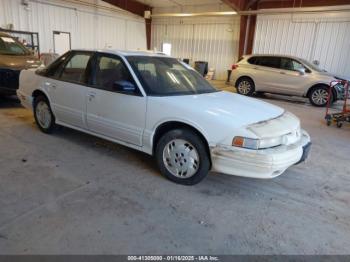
[232,136,283,150]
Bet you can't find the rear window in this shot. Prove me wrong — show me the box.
[249,56,281,69]
[258,57,280,68]
[59,53,92,84]
[247,57,258,65]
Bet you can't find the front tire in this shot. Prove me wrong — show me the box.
[236,77,255,96]
[33,95,57,133]
[155,129,210,185]
[308,86,331,107]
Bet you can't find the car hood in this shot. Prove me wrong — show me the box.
[315,70,348,81]
[151,91,284,128]
[0,54,41,70]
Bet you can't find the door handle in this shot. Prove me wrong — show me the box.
[253,67,259,70]
[280,71,286,74]
[87,92,96,101]
[45,82,56,90]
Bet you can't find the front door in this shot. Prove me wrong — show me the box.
[276,57,310,96]
[86,53,146,146]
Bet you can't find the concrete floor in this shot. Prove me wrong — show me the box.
[0,86,350,255]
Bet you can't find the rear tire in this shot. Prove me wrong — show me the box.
[236,77,255,96]
[33,95,57,134]
[308,85,331,107]
[155,128,210,185]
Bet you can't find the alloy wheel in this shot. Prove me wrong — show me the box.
[238,80,251,95]
[311,89,329,105]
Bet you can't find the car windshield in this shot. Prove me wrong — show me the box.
[0,36,31,55]
[299,58,324,72]
[126,56,218,96]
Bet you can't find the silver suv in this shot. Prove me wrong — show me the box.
[231,54,345,107]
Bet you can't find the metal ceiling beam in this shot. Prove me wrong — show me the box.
[103,0,151,17]
[220,0,247,11]
[240,4,350,15]
[256,0,350,9]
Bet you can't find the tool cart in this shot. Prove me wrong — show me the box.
[325,80,350,128]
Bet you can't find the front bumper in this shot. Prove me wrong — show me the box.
[16,90,33,109]
[211,130,311,179]
[0,68,20,95]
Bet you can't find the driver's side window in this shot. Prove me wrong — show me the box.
[94,55,138,95]
[280,58,305,72]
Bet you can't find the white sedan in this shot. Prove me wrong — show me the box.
[17,49,311,185]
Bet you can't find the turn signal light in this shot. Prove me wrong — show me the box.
[232,136,259,150]
[232,136,244,147]
[231,64,239,70]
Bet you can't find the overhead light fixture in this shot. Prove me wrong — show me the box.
[151,11,237,18]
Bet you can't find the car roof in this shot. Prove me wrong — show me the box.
[0,32,11,37]
[70,48,169,58]
[244,53,304,61]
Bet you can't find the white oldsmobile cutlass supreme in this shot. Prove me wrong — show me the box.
[17,49,311,185]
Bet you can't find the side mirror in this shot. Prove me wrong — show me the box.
[312,60,320,66]
[297,68,306,75]
[113,80,137,94]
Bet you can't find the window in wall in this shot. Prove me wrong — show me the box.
[162,43,172,56]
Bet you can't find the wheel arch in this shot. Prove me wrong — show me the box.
[32,89,51,105]
[305,83,336,99]
[152,121,212,167]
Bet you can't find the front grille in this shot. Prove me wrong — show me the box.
[0,68,20,90]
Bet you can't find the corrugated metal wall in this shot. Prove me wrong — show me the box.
[151,17,240,80]
[253,12,350,78]
[0,0,147,53]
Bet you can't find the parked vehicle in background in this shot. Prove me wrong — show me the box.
[0,32,42,96]
[17,49,311,185]
[231,54,346,107]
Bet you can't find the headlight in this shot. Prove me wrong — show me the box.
[259,136,283,148]
[232,136,283,150]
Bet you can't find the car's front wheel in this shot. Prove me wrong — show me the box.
[308,85,331,107]
[33,95,57,133]
[236,77,255,96]
[155,128,210,185]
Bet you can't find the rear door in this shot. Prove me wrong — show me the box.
[46,51,93,128]
[250,56,282,92]
[85,53,146,146]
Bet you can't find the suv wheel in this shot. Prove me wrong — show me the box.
[308,86,331,107]
[33,95,57,133]
[155,128,210,185]
[236,77,255,96]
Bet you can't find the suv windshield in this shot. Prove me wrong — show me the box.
[126,56,218,96]
[0,36,31,55]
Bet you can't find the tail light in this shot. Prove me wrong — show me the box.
[232,64,239,70]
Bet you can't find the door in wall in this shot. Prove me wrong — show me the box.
[53,31,71,55]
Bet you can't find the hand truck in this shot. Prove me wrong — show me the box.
[325,80,350,128]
